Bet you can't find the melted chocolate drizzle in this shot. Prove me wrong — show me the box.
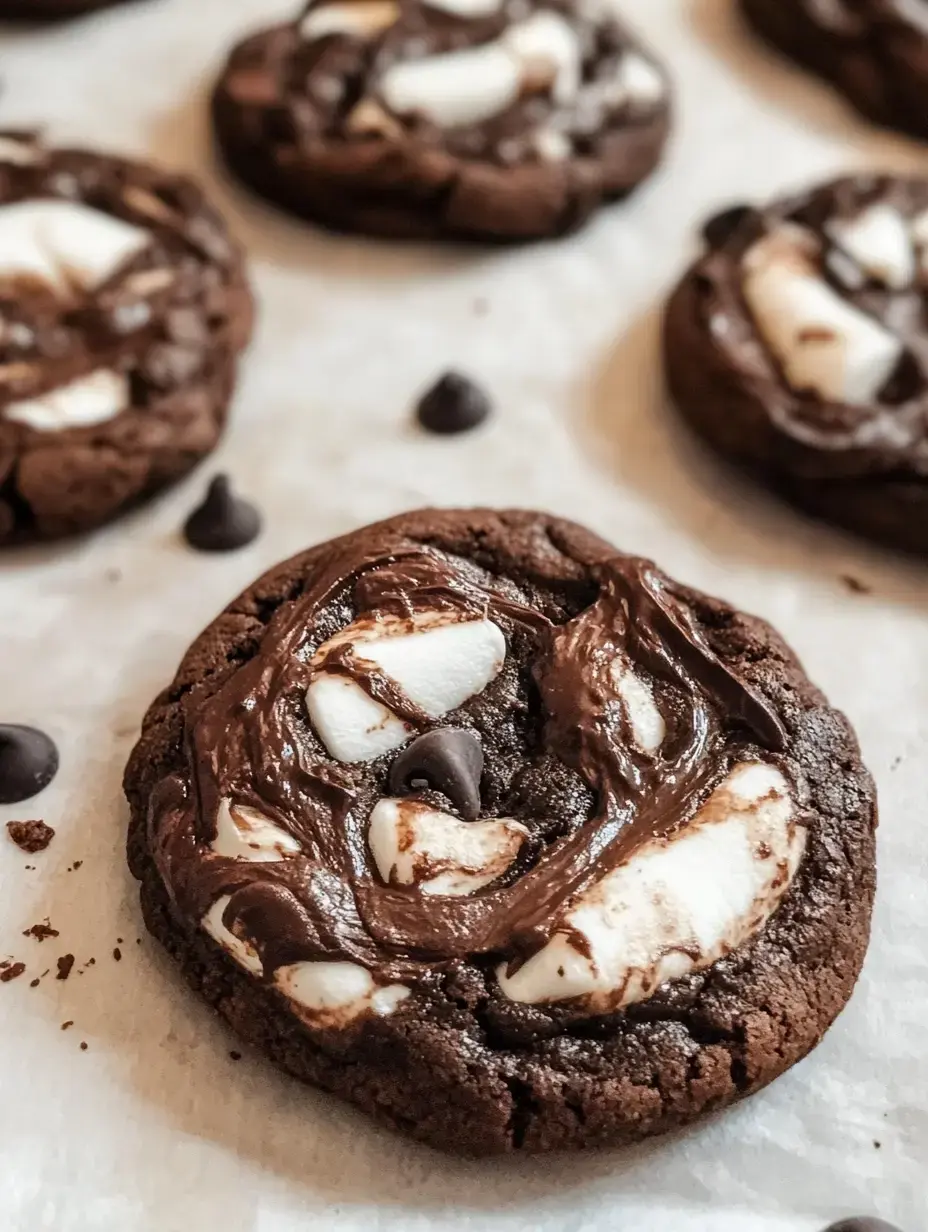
[148,530,786,992]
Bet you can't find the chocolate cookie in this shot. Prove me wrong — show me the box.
[0,0,139,18]
[740,0,928,142]
[0,132,253,544]
[211,0,671,242]
[125,508,876,1155]
[663,175,928,554]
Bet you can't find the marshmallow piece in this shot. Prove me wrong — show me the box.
[307,613,506,763]
[610,661,665,753]
[616,51,665,105]
[276,961,410,1026]
[497,762,805,1010]
[368,799,528,895]
[0,200,150,295]
[202,896,264,975]
[424,0,501,15]
[378,10,580,129]
[306,673,412,764]
[211,799,302,863]
[301,0,400,42]
[827,204,915,290]
[742,224,903,405]
[4,369,128,431]
[533,127,572,162]
[0,137,42,166]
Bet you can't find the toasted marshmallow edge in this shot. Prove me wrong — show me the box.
[369,799,529,896]
[275,961,410,1026]
[617,50,665,105]
[497,762,806,1010]
[0,136,42,166]
[827,204,915,291]
[378,10,579,129]
[307,614,506,763]
[300,0,399,42]
[424,0,501,16]
[4,369,128,432]
[742,225,902,406]
[202,895,264,976]
[0,199,150,294]
[610,661,665,753]
[211,799,302,863]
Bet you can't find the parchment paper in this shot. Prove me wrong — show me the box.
[1,1,926,1228]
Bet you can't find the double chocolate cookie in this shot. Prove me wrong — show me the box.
[664,175,928,554]
[740,0,928,142]
[212,0,671,241]
[0,133,253,543]
[125,508,876,1155]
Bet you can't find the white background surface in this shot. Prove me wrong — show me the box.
[1,1,926,1229]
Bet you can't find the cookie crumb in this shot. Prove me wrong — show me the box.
[874,1139,882,1149]
[841,574,872,595]
[29,978,39,988]
[6,819,55,853]
[1,962,26,983]
[23,921,59,942]
[56,954,75,981]
[113,947,122,962]
[61,1020,73,1031]
[229,1050,242,1061]
[79,1041,88,1051]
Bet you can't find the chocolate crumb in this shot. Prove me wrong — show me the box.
[113,947,122,962]
[415,372,492,435]
[1,962,26,983]
[229,1050,242,1061]
[70,861,83,871]
[61,1020,73,1031]
[117,937,124,945]
[29,978,39,988]
[841,574,872,595]
[6,819,55,853]
[86,957,96,966]
[80,1041,88,1051]
[56,954,75,980]
[874,1140,882,1149]
[23,921,59,942]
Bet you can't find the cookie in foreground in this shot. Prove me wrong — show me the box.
[125,508,876,1155]
[0,131,253,544]
[211,0,671,242]
[664,175,928,554]
[740,0,928,143]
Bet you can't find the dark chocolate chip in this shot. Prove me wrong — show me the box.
[701,204,758,248]
[183,475,261,553]
[389,729,484,821]
[823,1220,904,1232]
[0,726,58,805]
[415,372,492,435]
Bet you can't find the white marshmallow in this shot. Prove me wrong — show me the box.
[202,896,264,976]
[609,661,665,753]
[0,137,42,166]
[4,369,128,431]
[0,200,150,296]
[497,762,805,1010]
[533,127,572,162]
[827,204,915,290]
[301,0,399,42]
[306,673,413,764]
[307,613,506,763]
[275,961,410,1026]
[378,10,580,129]
[424,0,501,15]
[616,50,665,105]
[211,799,302,863]
[742,224,903,406]
[368,799,528,895]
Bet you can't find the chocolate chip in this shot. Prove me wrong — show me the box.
[389,729,484,821]
[823,1221,904,1232]
[0,726,58,805]
[701,204,758,248]
[415,372,492,435]
[0,962,25,983]
[56,954,75,981]
[183,474,261,553]
[6,819,55,852]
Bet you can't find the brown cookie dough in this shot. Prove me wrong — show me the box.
[0,132,253,544]
[739,0,928,142]
[664,175,928,554]
[211,0,672,242]
[125,508,876,1156]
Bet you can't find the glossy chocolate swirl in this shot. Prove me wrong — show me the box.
[147,525,786,990]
